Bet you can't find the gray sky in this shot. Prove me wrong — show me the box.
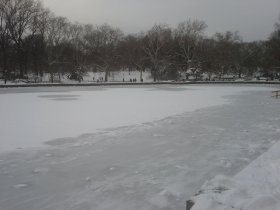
[42,0,280,41]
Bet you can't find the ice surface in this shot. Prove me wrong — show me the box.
[0,85,274,152]
[0,85,279,210]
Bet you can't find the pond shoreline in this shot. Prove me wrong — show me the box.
[1,81,280,88]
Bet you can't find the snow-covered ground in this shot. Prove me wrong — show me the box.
[190,140,280,210]
[0,70,153,85]
[0,85,279,210]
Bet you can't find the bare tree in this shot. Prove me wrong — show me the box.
[46,15,70,48]
[0,0,10,79]
[174,19,207,79]
[61,22,84,66]
[213,31,242,79]
[83,23,123,81]
[0,0,277,83]
[131,35,150,82]
[4,0,41,78]
[198,38,219,80]
[268,15,280,67]
[144,24,173,81]
[117,34,149,81]
[44,15,73,82]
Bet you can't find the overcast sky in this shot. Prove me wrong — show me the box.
[42,0,279,41]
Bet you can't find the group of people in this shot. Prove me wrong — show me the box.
[123,78,144,83]
[93,77,104,82]
[92,76,144,83]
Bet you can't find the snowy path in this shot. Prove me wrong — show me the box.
[0,86,279,210]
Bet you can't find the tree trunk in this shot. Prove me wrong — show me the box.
[152,67,157,82]
[238,68,242,78]
[1,47,8,74]
[105,68,109,82]
[140,68,143,82]
[17,48,25,78]
[50,71,54,83]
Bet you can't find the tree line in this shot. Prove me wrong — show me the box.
[0,0,280,83]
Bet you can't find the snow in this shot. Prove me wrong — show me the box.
[187,89,280,210]
[0,85,273,152]
[0,85,279,210]
[190,140,280,210]
[0,70,153,85]
[89,70,153,82]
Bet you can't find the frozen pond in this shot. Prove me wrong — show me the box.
[0,85,279,210]
[0,85,275,152]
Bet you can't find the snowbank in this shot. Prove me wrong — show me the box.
[189,140,280,210]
